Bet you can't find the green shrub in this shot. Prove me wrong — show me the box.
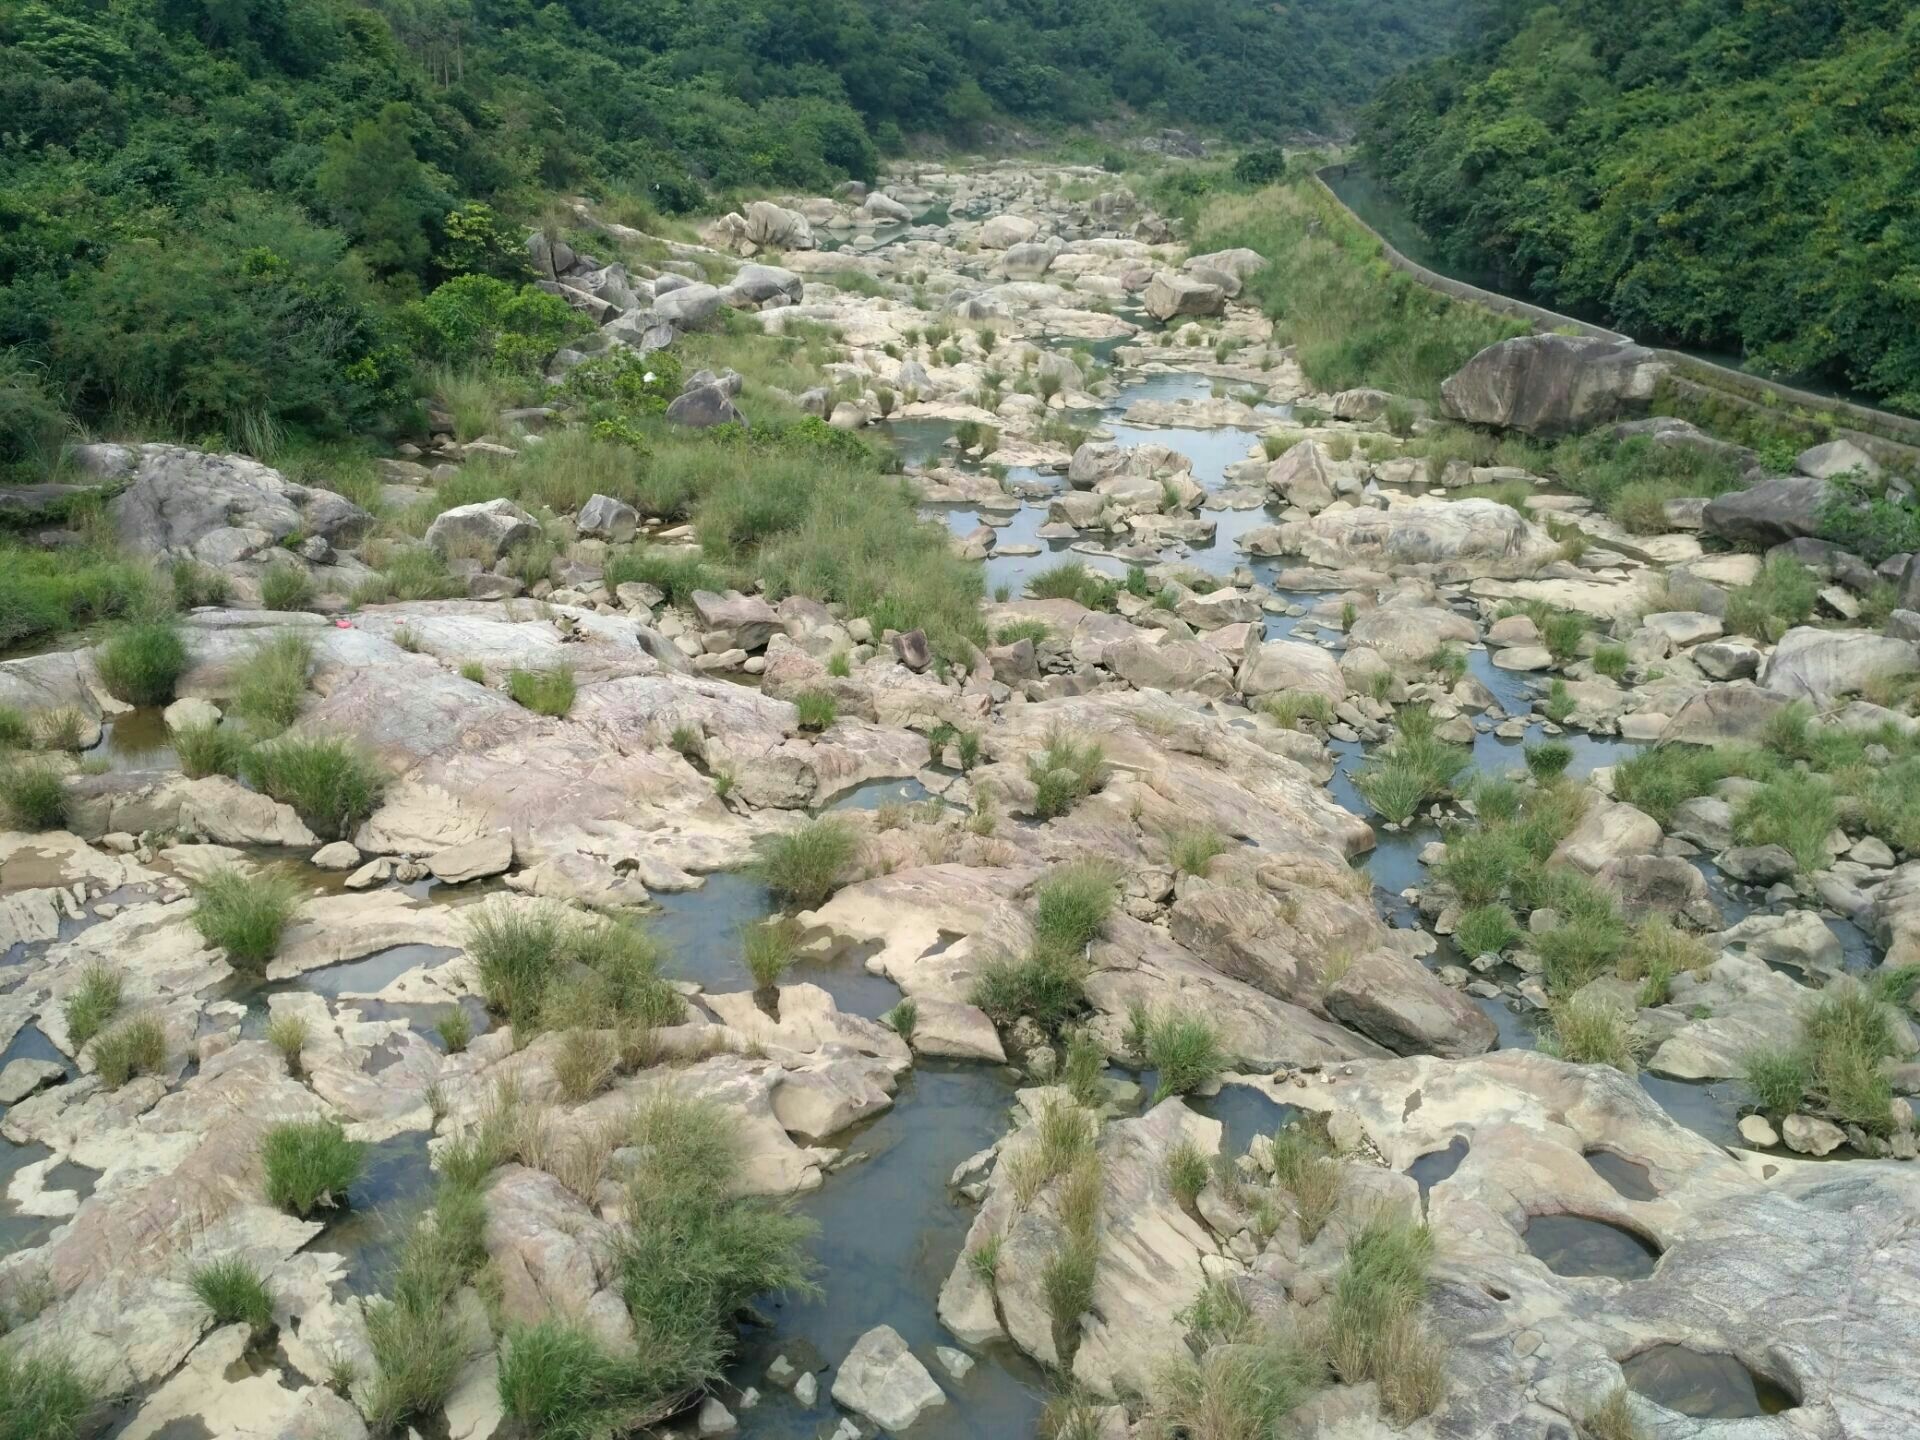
[174,721,248,779]
[884,997,918,1040]
[507,666,576,717]
[261,1117,365,1216]
[230,632,314,733]
[1261,691,1334,730]
[91,1014,167,1088]
[243,734,386,839]
[497,1320,644,1440]
[792,689,837,732]
[0,543,160,650]
[1592,643,1629,680]
[0,762,68,831]
[1437,826,1522,906]
[364,1176,494,1428]
[754,818,856,907]
[63,964,122,1047]
[188,1256,274,1333]
[193,866,300,970]
[1742,1044,1812,1116]
[96,622,188,706]
[1167,1141,1211,1208]
[1033,861,1119,951]
[0,1346,97,1440]
[259,562,316,612]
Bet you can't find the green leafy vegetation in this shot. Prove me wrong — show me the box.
[192,866,301,970]
[1742,978,1907,1134]
[0,761,67,831]
[230,632,314,734]
[792,689,838,732]
[1140,1011,1227,1103]
[1366,0,1920,413]
[1169,826,1230,877]
[62,964,122,1048]
[742,920,799,991]
[1542,991,1643,1074]
[1725,556,1820,643]
[1322,1214,1446,1424]
[1353,705,1468,824]
[1027,729,1106,819]
[1033,861,1119,952]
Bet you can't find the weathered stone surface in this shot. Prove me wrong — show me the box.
[1142,270,1224,322]
[1439,336,1665,437]
[666,382,745,429]
[1235,639,1347,700]
[1762,626,1920,701]
[1703,476,1829,546]
[1552,798,1662,874]
[89,444,371,559]
[426,499,538,561]
[1271,500,1559,579]
[427,832,513,884]
[831,1325,946,1431]
[575,493,639,542]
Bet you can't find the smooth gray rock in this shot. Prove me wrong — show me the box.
[575,494,639,542]
[1703,476,1829,546]
[666,383,745,429]
[90,444,372,559]
[831,1325,945,1432]
[1439,335,1665,437]
[425,499,538,562]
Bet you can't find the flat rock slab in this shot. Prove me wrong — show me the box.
[832,1324,945,1431]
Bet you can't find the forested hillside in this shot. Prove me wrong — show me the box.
[1362,0,1920,413]
[0,0,1459,458]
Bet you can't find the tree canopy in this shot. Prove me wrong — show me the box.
[1362,0,1920,413]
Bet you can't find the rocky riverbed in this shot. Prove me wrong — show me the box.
[4,161,1920,1438]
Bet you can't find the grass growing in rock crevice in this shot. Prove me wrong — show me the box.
[192,866,300,970]
[0,1346,97,1440]
[753,817,856,908]
[230,631,314,734]
[507,666,576,717]
[1269,1125,1340,1242]
[1742,977,1910,1134]
[1321,1214,1447,1424]
[975,862,1120,1036]
[465,906,683,1050]
[91,1014,166,1088]
[62,964,122,1047]
[1027,728,1106,819]
[1542,991,1644,1074]
[243,734,386,840]
[96,620,188,706]
[1138,1010,1227,1103]
[188,1256,274,1335]
[1353,706,1468,826]
[261,1117,365,1217]
[0,761,68,831]
[498,1095,818,1434]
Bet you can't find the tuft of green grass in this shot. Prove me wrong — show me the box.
[825,650,851,678]
[1269,1125,1340,1241]
[364,1171,494,1429]
[1353,707,1467,824]
[1742,1044,1813,1115]
[1524,740,1573,782]
[792,688,837,732]
[1141,1010,1226,1103]
[0,706,28,749]
[1724,554,1818,642]
[496,1320,643,1440]
[260,1117,365,1217]
[1534,873,1630,995]
[63,964,122,1047]
[230,631,314,734]
[1592,643,1629,680]
[91,1013,167,1088]
[972,945,1087,1034]
[0,1347,98,1440]
[466,906,566,1030]
[1321,1213,1444,1422]
[437,1009,472,1053]
[259,561,316,612]
[1169,825,1229,877]
[265,1013,310,1074]
[1033,860,1119,951]
[96,621,188,706]
[507,666,576,717]
[174,721,248,778]
[1027,728,1105,819]
[243,734,387,840]
[1733,771,1837,873]
[188,1256,274,1333]
[1260,691,1334,730]
[192,866,300,970]
[884,997,918,1040]
[1027,561,1118,611]
[995,619,1052,647]
[742,919,799,990]
[1454,903,1519,958]
[1437,825,1523,907]
[0,761,68,831]
[1542,991,1643,1073]
[754,817,856,908]
[1167,1140,1210,1208]
[1580,1387,1643,1440]
[1148,1336,1320,1440]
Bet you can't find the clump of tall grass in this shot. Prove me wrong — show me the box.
[192,866,301,970]
[754,817,856,908]
[96,621,188,706]
[260,1117,365,1216]
[243,734,386,839]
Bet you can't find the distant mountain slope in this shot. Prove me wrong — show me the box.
[1362,0,1920,413]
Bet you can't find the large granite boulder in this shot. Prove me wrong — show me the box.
[1268,500,1560,580]
[1142,270,1225,322]
[1702,476,1829,546]
[1761,627,1920,701]
[84,444,372,560]
[1440,335,1665,437]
